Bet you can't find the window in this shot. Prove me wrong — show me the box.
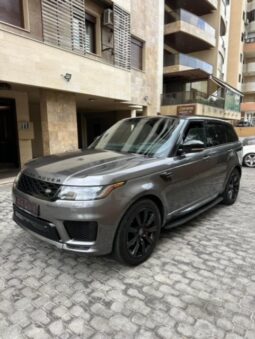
[85,13,96,54]
[131,37,144,70]
[0,0,24,27]
[183,121,206,145]
[206,122,227,147]
[225,124,238,143]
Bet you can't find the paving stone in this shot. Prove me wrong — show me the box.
[0,168,255,338]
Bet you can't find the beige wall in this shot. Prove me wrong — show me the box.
[131,0,164,115]
[227,0,246,90]
[40,90,78,155]
[0,90,33,166]
[30,102,43,158]
[0,30,131,102]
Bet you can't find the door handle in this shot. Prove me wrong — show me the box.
[203,155,210,160]
[160,171,173,181]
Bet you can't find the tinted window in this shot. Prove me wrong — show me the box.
[225,124,238,143]
[183,121,206,144]
[206,122,227,147]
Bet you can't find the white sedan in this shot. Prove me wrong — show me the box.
[242,137,255,168]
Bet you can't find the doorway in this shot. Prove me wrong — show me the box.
[0,98,19,171]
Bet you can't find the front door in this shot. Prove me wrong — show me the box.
[164,120,213,216]
[0,99,19,169]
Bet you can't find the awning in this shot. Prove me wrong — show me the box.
[209,75,244,97]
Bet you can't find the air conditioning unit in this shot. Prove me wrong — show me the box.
[103,9,113,27]
[245,19,250,26]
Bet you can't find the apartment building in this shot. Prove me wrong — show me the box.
[240,0,255,125]
[0,0,164,171]
[161,0,242,122]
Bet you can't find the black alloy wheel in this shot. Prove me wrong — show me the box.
[114,199,161,266]
[222,168,241,205]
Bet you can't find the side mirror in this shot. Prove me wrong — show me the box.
[178,140,205,155]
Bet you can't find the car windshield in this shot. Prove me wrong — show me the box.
[89,117,179,157]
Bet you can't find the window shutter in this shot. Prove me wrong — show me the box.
[41,0,86,53]
[113,4,131,70]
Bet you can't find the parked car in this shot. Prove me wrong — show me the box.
[13,116,242,265]
[242,137,255,168]
[236,120,254,127]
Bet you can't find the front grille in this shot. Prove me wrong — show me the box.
[64,221,98,242]
[13,206,60,241]
[17,174,61,201]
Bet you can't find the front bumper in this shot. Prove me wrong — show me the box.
[12,187,124,255]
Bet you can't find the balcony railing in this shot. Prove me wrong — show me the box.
[165,9,215,38]
[164,53,213,74]
[162,91,225,109]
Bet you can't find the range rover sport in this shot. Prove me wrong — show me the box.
[13,116,242,265]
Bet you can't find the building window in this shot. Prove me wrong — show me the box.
[85,13,96,54]
[0,0,24,27]
[239,74,242,83]
[131,36,144,70]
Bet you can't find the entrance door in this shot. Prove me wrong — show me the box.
[0,99,19,169]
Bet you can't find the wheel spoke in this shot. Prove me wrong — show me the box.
[129,226,138,234]
[143,209,149,225]
[140,239,146,255]
[127,235,138,248]
[146,213,155,226]
[132,241,140,256]
[144,234,153,245]
[135,215,143,227]
[146,225,158,233]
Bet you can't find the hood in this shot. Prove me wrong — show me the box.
[22,149,165,186]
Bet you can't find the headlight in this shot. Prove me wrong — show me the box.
[58,182,125,201]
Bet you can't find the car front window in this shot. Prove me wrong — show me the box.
[89,117,179,157]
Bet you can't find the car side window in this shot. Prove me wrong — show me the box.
[206,122,227,147]
[183,121,206,144]
[225,125,238,143]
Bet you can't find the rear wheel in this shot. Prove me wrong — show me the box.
[114,199,161,266]
[243,153,255,168]
[222,168,241,205]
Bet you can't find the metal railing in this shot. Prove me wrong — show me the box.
[164,53,213,74]
[162,91,225,109]
[165,9,215,38]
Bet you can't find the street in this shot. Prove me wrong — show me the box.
[0,168,254,339]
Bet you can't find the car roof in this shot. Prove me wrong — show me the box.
[128,115,233,125]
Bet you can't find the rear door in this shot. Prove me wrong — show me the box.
[205,121,234,195]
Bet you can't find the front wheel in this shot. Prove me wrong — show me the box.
[114,199,162,266]
[243,153,255,168]
[222,168,241,205]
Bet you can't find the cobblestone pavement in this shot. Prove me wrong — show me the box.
[0,168,255,339]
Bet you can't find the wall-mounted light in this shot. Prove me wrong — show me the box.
[61,73,72,82]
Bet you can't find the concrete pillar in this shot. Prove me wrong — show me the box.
[40,90,78,155]
[131,109,137,118]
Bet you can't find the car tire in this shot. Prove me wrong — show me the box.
[114,199,161,266]
[222,168,241,205]
[243,153,255,168]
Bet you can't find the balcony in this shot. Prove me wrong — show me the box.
[165,9,216,53]
[161,91,225,109]
[244,40,255,57]
[164,53,213,79]
[165,0,217,16]
[243,62,255,76]
[243,83,255,93]
[241,102,255,112]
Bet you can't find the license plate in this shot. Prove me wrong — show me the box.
[15,196,39,216]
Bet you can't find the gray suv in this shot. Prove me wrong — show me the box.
[13,116,242,265]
